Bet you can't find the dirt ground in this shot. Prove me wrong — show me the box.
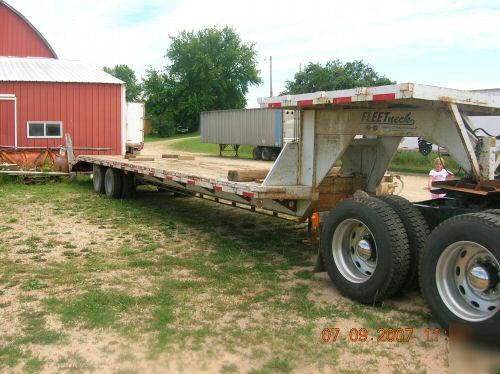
[0,138,458,373]
[0,185,450,373]
[397,174,430,202]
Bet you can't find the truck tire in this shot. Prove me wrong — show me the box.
[104,168,122,199]
[252,147,262,160]
[261,147,271,161]
[419,213,500,345]
[121,172,136,198]
[320,197,410,303]
[92,165,106,194]
[484,209,500,216]
[377,195,430,290]
[270,148,279,161]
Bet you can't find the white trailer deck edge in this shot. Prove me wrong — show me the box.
[258,82,500,112]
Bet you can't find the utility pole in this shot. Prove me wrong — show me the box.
[270,56,273,97]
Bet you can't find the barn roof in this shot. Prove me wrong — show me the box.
[0,0,58,58]
[0,57,124,84]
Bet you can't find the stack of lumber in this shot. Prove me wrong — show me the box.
[316,174,364,211]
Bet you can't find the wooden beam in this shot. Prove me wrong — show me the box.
[129,157,155,162]
[162,154,195,160]
[227,169,269,182]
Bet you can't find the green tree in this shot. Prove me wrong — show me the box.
[142,68,175,136]
[283,60,395,94]
[143,26,261,132]
[103,64,142,102]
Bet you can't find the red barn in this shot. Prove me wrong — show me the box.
[0,0,125,160]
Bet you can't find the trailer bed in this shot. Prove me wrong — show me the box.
[75,154,312,201]
[258,82,500,114]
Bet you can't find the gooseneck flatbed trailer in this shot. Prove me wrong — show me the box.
[71,83,500,345]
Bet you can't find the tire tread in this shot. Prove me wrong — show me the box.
[377,195,430,289]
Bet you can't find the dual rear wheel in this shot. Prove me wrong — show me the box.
[420,213,499,344]
[92,165,135,199]
[320,196,411,303]
[321,195,499,344]
[253,146,279,161]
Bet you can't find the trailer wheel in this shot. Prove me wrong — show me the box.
[321,197,410,303]
[420,213,500,344]
[269,148,279,161]
[261,147,271,161]
[377,195,430,290]
[484,209,500,216]
[104,168,122,199]
[121,172,136,198]
[92,165,106,194]
[252,147,262,160]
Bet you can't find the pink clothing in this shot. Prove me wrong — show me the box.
[429,169,450,199]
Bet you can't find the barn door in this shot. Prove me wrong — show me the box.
[0,98,15,148]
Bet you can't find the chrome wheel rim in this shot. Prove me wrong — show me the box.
[436,241,499,322]
[331,218,377,283]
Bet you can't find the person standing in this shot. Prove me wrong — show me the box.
[428,157,454,199]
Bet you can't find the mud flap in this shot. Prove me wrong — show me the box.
[313,248,326,273]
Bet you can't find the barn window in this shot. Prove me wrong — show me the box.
[27,122,62,138]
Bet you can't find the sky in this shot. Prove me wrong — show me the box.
[7,0,500,109]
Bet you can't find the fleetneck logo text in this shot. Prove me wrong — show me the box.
[360,111,415,126]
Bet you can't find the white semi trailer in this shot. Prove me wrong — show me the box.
[71,83,499,345]
[125,102,145,153]
[200,108,299,160]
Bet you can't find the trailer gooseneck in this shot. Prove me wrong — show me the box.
[72,83,500,344]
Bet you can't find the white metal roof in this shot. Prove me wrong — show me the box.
[0,57,123,84]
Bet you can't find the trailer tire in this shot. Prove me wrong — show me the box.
[320,197,410,303]
[261,147,271,161]
[121,172,136,198]
[104,168,122,199]
[484,209,500,216]
[252,147,262,160]
[92,165,106,194]
[419,213,500,345]
[377,195,430,290]
[270,148,279,161]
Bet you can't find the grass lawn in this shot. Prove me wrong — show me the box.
[389,151,460,175]
[169,137,255,159]
[0,177,446,372]
[144,132,199,143]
